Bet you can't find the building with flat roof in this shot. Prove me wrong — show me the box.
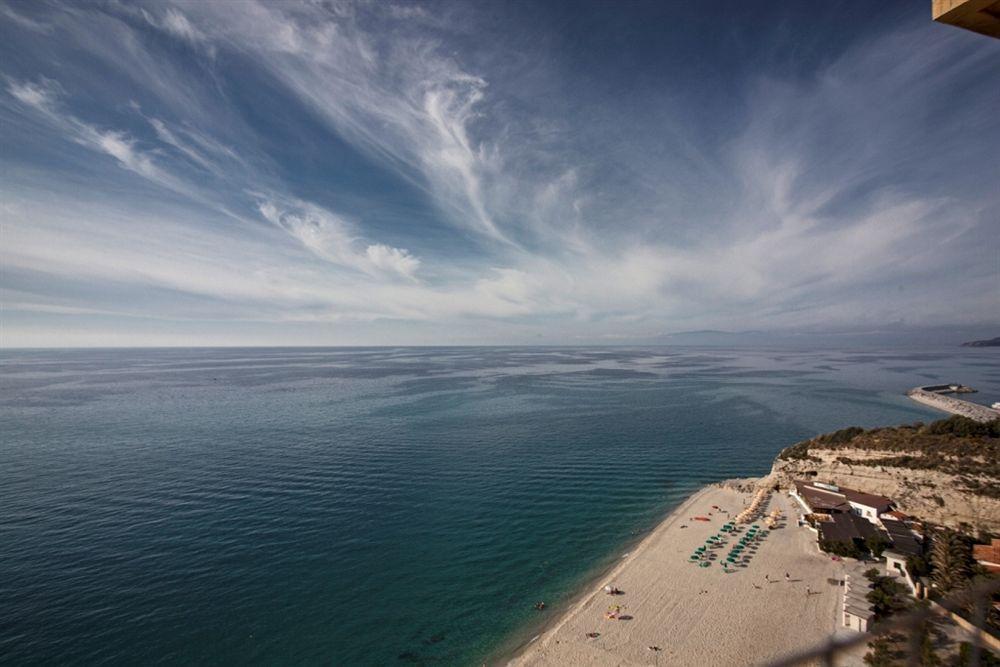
[792,481,893,524]
[843,573,875,632]
[792,480,907,557]
[817,511,884,545]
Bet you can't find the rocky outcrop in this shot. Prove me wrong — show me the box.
[716,476,772,494]
[770,448,1000,534]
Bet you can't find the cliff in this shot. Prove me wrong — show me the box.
[770,417,1000,534]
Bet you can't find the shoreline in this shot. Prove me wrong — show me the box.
[504,479,846,666]
[491,484,720,666]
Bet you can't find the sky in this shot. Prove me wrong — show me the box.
[1,1,998,347]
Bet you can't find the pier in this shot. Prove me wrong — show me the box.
[907,384,1000,422]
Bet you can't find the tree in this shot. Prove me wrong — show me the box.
[919,627,939,667]
[867,535,890,559]
[957,642,1000,667]
[864,632,905,667]
[930,530,971,593]
[866,576,907,620]
[906,554,931,579]
[820,539,863,560]
[914,602,941,667]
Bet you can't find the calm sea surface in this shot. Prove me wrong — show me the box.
[2,347,998,665]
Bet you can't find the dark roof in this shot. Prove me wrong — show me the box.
[840,488,893,510]
[844,603,875,620]
[818,512,885,544]
[794,480,892,513]
[795,481,852,512]
[882,519,924,557]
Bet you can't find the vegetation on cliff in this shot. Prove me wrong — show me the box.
[777,417,1000,498]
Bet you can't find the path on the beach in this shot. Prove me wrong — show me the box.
[511,487,847,666]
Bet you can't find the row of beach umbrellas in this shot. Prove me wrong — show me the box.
[690,522,768,567]
[734,488,771,525]
[724,525,770,566]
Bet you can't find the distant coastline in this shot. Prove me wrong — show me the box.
[961,337,1000,348]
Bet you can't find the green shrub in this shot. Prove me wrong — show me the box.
[820,539,864,560]
[923,416,1000,438]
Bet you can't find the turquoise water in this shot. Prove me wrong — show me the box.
[1,346,997,665]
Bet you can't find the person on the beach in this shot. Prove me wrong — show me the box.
[785,572,790,581]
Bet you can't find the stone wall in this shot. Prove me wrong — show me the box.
[907,387,999,423]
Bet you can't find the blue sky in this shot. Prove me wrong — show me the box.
[2,1,998,346]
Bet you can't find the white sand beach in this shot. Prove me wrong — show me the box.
[509,484,849,666]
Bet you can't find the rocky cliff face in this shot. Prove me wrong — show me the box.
[770,449,1000,534]
[768,418,1000,535]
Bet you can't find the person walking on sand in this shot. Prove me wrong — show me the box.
[785,572,790,582]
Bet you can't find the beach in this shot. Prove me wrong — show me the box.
[508,483,849,666]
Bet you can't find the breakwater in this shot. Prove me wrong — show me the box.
[907,385,999,422]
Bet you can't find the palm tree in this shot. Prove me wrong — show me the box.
[930,530,971,593]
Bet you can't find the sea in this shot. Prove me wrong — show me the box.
[1,346,998,665]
